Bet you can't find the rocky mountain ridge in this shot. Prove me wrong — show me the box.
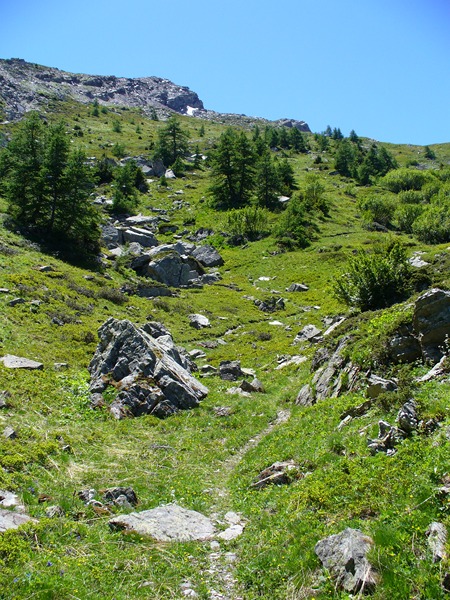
[0,58,311,131]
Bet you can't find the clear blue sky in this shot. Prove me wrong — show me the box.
[2,0,449,145]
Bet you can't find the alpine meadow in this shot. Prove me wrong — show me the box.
[0,58,448,600]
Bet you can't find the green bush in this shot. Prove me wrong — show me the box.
[394,203,424,233]
[274,194,317,249]
[225,206,269,241]
[333,241,412,311]
[412,205,450,243]
[381,168,432,193]
[358,194,396,228]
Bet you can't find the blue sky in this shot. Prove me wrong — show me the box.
[2,0,449,145]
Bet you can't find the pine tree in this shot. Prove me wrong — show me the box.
[256,148,280,210]
[155,116,189,166]
[209,128,255,209]
[0,112,100,259]
[290,128,308,153]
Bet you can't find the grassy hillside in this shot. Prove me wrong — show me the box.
[0,104,448,599]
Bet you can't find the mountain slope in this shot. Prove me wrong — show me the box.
[0,58,310,132]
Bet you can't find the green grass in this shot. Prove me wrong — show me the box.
[0,103,448,599]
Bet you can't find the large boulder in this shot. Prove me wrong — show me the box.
[88,318,208,419]
[121,227,158,248]
[413,288,450,363]
[315,528,378,593]
[191,245,224,268]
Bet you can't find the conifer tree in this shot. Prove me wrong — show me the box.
[155,115,189,166]
[0,112,100,259]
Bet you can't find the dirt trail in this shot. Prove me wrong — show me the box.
[201,409,291,600]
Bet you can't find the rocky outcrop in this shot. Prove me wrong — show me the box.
[315,528,378,593]
[300,337,360,404]
[0,58,204,120]
[413,288,450,363]
[129,242,222,288]
[0,59,311,131]
[88,318,208,419]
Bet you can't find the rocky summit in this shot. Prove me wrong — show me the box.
[0,58,311,131]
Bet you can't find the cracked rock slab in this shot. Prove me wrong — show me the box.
[109,504,215,542]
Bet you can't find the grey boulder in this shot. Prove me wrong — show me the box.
[315,528,378,593]
[89,318,208,419]
[191,245,224,268]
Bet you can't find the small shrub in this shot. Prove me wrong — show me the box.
[333,241,412,311]
[225,206,269,241]
[96,287,128,305]
[358,194,396,228]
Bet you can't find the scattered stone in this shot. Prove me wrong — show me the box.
[188,349,207,360]
[268,320,284,326]
[417,354,449,382]
[254,297,285,312]
[3,426,16,440]
[426,522,447,562]
[219,360,244,381]
[286,283,309,292]
[337,415,353,431]
[0,490,25,513]
[409,252,430,268]
[165,169,176,179]
[109,504,215,542]
[276,355,307,370]
[78,489,97,504]
[366,375,397,399]
[315,528,378,593]
[37,265,55,272]
[251,460,300,489]
[217,524,245,541]
[0,509,36,532]
[189,314,210,329]
[0,288,10,293]
[200,364,218,375]
[122,227,158,248]
[45,505,64,518]
[367,420,405,455]
[0,391,11,409]
[323,316,346,337]
[7,297,25,307]
[53,362,69,370]
[103,487,138,507]
[397,399,418,434]
[213,406,233,417]
[294,324,323,344]
[0,354,43,370]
